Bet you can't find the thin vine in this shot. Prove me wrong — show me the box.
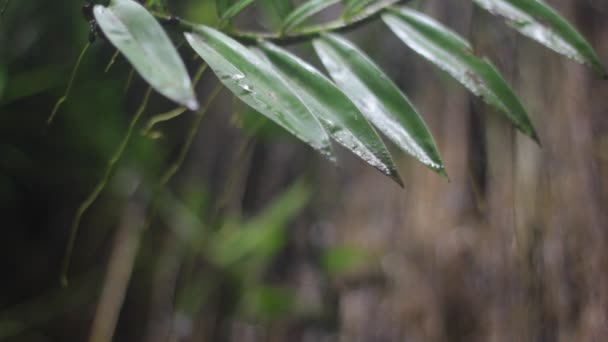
[61,87,153,286]
[48,42,91,124]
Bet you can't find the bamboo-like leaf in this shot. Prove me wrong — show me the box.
[217,0,255,22]
[342,0,375,19]
[473,0,606,76]
[209,181,310,268]
[259,41,403,185]
[216,0,230,17]
[288,0,399,36]
[383,7,538,141]
[313,33,445,175]
[93,0,198,110]
[282,0,340,32]
[259,0,294,29]
[146,0,167,12]
[184,26,333,158]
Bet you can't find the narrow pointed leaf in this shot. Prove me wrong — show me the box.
[184,26,333,158]
[259,0,294,29]
[294,0,400,34]
[282,0,340,33]
[217,0,255,22]
[313,33,445,175]
[473,0,606,76]
[342,0,375,19]
[93,0,198,110]
[259,41,403,185]
[216,0,230,17]
[383,7,538,141]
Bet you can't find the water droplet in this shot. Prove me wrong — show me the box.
[231,74,245,81]
[239,84,254,93]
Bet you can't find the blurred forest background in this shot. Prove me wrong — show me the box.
[1,0,608,341]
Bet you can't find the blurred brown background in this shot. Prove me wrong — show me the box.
[1,0,607,341]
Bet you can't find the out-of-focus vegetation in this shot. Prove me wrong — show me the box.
[1,0,608,341]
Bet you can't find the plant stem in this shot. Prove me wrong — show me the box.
[48,42,91,124]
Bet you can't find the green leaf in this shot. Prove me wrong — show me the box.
[259,0,294,29]
[242,286,295,321]
[282,0,340,33]
[342,0,375,19]
[184,26,333,158]
[287,0,399,37]
[383,7,538,142]
[216,0,230,18]
[93,0,198,110]
[209,181,311,268]
[217,0,255,22]
[258,41,402,185]
[313,33,446,175]
[321,245,369,275]
[145,0,168,12]
[473,0,606,76]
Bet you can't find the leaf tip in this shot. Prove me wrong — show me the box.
[531,132,542,147]
[526,126,542,146]
[389,170,404,188]
[186,98,200,111]
[436,167,450,182]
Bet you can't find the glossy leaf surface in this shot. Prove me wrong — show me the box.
[342,0,375,19]
[217,0,255,22]
[259,41,402,185]
[282,0,339,33]
[294,0,400,34]
[184,26,333,158]
[93,0,198,110]
[383,7,538,141]
[313,33,445,175]
[473,0,606,75]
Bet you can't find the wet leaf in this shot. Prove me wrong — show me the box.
[217,0,255,22]
[258,0,294,29]
[383,7,538,142]
[282,0,340,32]
[342,0,375,19]
[184,26,333,158]
[473,0,606,76]
[259,41,402,185]
[291,0,399,34]
[313,33,446,175]
[93,0,198,110]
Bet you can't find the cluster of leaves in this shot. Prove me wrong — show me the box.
[80,0,605,184]
[170,180,312,321]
